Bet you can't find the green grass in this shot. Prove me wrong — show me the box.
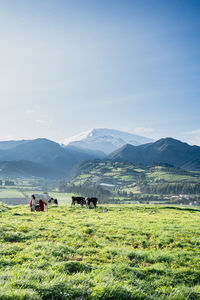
[72,161,140,186]
[0,204,200,299]
[146,170,199,183]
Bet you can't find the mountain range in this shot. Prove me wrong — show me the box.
[0,129,200,179]
[0,138,103,179]
[108,138,200,169]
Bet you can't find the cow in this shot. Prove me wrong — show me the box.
[85,197,98,208]
[30,193,58,212]
[71,196,86,207]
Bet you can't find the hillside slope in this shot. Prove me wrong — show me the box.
[0,160,64,179]
[0,139,104,178]
[182,158,200,171]
[109,137,200,168]
[0,140,30,150]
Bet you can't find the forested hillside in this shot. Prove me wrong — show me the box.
[59,160,200,205]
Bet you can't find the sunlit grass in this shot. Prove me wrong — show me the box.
[0,204,200,299]
[146,170,199,183]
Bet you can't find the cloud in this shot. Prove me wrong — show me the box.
[36,119,50,126]
[3,134,14,141]
[184,129,200,135]
[132,127,156,135]
[25,109,35,115]
[183,129,200,146]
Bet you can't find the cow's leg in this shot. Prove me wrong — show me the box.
[30,198,36,211]
[31,205,35,212]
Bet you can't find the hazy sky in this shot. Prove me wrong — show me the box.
[0,0,200,144]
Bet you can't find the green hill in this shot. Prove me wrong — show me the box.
[71,160,199,186]
[68,160,200,203]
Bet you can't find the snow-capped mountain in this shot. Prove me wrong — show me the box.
[61,128,154,154]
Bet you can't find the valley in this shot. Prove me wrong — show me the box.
[0,132,200,208]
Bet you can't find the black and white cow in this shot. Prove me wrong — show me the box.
[71,196,86,207]
[30,193,58,211]
[85,197,98,208]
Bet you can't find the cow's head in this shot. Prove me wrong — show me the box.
[49,197,58,206]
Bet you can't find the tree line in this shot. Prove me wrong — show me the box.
[140,182,200,195]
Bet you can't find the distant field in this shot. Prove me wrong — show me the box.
[0,204,200,299]
[0,189,24,198]
[0,189,75,206]
[24,191,75,206]
[146,170,199,183]
[0,198,28,206]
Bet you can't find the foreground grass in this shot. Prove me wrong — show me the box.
[0,204,200,299]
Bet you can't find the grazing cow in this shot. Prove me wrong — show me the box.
[85,197,98,208]
[71,196,86,207]
[30,193,58,212]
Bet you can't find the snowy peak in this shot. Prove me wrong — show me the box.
[61,129,94,145]
[61,128,154,154]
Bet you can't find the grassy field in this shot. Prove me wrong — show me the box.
[146,169,199,183]
[24,191,75,206]
[0,204,200,299]
[0,189,24,198]
[0,188,75,206]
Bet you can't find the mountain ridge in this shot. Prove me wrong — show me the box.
[0,138,105,179]
[0,135,200,179]
[108,137,200,168]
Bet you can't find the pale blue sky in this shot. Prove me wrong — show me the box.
[0,0,200,144]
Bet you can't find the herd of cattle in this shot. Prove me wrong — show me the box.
[71,196,98,208]
[30,193,98,211]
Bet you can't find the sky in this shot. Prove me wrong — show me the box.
[0,0,200,144]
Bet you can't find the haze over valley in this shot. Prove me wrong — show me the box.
[0,128,199,179]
